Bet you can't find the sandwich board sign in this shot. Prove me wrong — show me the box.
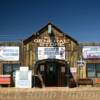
[15,67,32,88]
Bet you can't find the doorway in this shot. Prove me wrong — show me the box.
[35,59,67,87]
[45,62,58,86]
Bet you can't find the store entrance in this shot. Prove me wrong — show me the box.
[35,59,67,87]
[45,62,58,86]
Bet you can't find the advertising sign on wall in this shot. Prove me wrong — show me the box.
[82,46,100,59]
[15,67,32,88]
[0,46,19,61]
[38,47,65,60]
[77,60,85,67]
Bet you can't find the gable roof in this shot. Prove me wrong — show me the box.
[37,22,64,34]
[23,22,79,45]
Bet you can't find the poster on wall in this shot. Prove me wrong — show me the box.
[38,47,65,60]
[0,46,19,61]
[82,46,100,59]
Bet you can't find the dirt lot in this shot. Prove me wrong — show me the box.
[0,87,100,100]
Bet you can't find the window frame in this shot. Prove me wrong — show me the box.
[86,63,100,78]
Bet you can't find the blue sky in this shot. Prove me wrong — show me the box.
[0,0,100,42]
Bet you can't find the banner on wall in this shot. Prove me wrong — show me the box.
[0,46,19,61]
[38,47,65,60]
[82,46,100,59]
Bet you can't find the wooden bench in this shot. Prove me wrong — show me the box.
[77,78,93,86]
[0,75,11,87]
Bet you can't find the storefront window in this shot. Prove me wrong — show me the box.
[87,63,100,78]
[12,64,20,78]
[96,64,100,78]
[3,64,20,76]
[3,64,12,74]
[40,65,44,71]
[86,64,96,78]
[48,63,57,72]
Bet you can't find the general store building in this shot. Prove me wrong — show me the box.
[0,42,22,82]
[23,23,79,87]
[80,42,100,85]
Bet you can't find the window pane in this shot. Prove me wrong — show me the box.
[3,64,12,74]
[96,64,100,78]
[12,64,20,71]
[88,72,96,77]
[40,65,44,71]
[87,64,96,78]
[12,64,20,78]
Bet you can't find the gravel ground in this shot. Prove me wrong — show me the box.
[0,87,100,100]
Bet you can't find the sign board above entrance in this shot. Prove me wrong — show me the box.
[38,47,65,60]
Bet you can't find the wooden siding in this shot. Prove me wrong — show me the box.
[22,24,79,73]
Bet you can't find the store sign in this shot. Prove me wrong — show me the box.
[83,46,100,59]
[77,60,85,67]
[38,47,65,60]
[0,46,19,61]
[34,37,67,46]
[15,67,32,88]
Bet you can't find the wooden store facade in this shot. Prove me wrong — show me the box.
[23,23,79,87]
[0,42,22,74]
[0,42,22,86]
[80,43,100,85]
